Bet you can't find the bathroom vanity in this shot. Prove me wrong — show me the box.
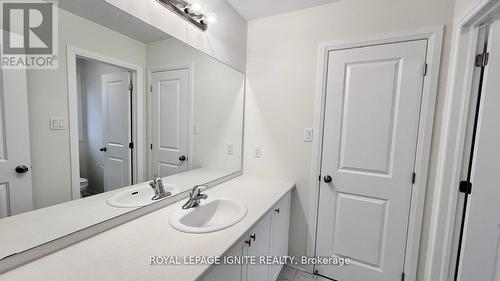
[0,176,294,281]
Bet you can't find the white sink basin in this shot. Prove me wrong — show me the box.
[169,197,247,233]
[107,184,180,208]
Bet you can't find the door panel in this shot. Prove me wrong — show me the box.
[202,240,243,281]
[269,193,291,281]
[102,72,131,192]
[151,69,189,177]
[333,193,387,268]
[245,213,271,281]
[458,20,500,281]
[316,40,427,281]
[0,67,33,218]
[339,59,399,175]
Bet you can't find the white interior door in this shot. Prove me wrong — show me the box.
[316,40,427,281]
[151,68,189,177]
[457,19,500,281]
[0,67,33,218]
[102,72,131,192]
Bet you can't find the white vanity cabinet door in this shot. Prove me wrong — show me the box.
[201,191,292,281]
[202,240,244,281]
[268,193,291,281]
[244,213,272,281]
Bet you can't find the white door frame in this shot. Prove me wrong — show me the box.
[147,63,194,179]
[306,26,444,281]
[420,2,500,281]
[66,45,145,200]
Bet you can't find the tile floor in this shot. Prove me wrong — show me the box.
[277,265,331,281]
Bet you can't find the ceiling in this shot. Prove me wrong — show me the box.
[226,0,340,20]
[59,0,170,43]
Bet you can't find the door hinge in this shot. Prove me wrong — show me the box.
[412,172,416,184]
[459,180,472,194]
[423,63,428,76]
[150,143,153,150]
[129,142,134,149]
[150,85,153,92]
[318,174,321,181]
[401,272,405,281]
[129,82,133,92]
[475,52,489,67]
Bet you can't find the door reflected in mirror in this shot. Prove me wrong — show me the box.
[76,58,135,197]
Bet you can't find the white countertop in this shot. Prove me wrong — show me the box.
[0,168,233,260]
[0,175,295,281]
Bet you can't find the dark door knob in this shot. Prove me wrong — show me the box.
[99,147,107,152]
[15,165,29,173]
[179,155,186,161]
[323,175,333,183]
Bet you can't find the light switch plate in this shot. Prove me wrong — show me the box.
[49,117,66,130]
[254,145,262,158]
[193,124,199,134]
[304,128,313,142]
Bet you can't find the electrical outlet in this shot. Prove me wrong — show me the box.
[304,128,313,142]
[226,143,234,155]
[254,145,262,158]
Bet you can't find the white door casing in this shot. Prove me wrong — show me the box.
[102,72,132,192]
[0,67,33,218]
[457,19,500,281]
[151,69,189,177]
[316,40,427,281]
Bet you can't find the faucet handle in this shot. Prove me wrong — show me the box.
[191,185,207,194]
[149,181,156,189]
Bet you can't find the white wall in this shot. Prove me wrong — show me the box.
[243,0,455,279]
[147,38,244,175]
[27,8,146,209]
[105,0,247,72]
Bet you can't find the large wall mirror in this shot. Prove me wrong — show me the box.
[0,0,244,261]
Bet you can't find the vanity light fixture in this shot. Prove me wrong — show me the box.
[157,0,217,31]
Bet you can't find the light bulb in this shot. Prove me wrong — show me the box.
[190,2,203,14]
[205,12,217,23]
[183,0,202,14]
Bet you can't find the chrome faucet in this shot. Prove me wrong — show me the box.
[182,185,208,209]
[149,176,171,200]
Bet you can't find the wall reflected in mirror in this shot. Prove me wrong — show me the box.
[0,0,244,260]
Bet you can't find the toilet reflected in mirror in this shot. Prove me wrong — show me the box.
[79,177,89,195]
